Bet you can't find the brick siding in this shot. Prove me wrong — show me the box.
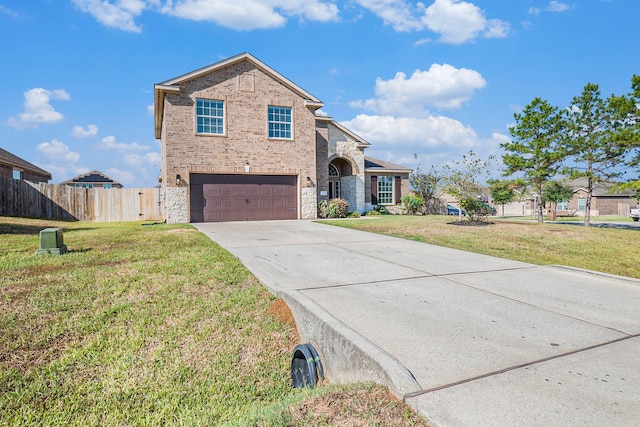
[161,60,319,222]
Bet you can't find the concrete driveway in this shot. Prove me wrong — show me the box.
[194,220,640,426]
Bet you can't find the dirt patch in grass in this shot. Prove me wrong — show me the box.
[269,298,296,327]
[167,228,197,234]
[1,330,81,374]
[447,220,493,226]
[282,385,431,426]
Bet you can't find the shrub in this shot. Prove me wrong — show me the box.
[374,205,388,214]
[318,198,350,218]
[317,200,329,218]
[402,194,424,215]
[365,210,381,216]
[459,197,494,221]
[347,211,361,218]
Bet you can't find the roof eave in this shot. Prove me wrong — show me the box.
[330,120,371,147]
[154,53,323,139]
[365,168,413,174]
[154,84,179,139]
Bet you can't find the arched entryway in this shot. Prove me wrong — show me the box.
[328,157,357,207]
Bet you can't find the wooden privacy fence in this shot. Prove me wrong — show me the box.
[0,177,163,222]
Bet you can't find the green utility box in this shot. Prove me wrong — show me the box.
[36,228,67,255]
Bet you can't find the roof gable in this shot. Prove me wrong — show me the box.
[563,177,635,197]
[154,52,323,139]
[320,118,371,148]
[60,170,122,186]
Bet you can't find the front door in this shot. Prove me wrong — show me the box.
[328,163,340,199]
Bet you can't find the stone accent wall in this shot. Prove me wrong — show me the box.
[161,59,319,222]
[301,187,317,219]
[165,186,188,223]
[327,123,366,213]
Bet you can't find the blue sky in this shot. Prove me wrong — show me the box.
[1,0,638,187]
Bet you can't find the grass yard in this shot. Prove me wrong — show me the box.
[321,215,640,279]
[0,217,429,427]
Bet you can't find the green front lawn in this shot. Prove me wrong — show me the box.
[0,217,429,427]
[321,215,639,279]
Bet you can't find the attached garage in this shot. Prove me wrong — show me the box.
[190,174,298,222]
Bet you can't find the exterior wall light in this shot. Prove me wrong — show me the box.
[176,174,182,186]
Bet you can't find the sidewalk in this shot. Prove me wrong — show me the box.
[194,220,640,426]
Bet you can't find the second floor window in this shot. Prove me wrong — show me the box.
[196,99,224,135]
[268,106,291,139]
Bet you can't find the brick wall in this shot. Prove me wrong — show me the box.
[0,164,49,182]
[161,59,319,222]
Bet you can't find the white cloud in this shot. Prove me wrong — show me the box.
[344,113,507,174]
[72,124,98,138]
[36,139,81,164]
[423,0,509,44]
[147,104,154,115]
[354,0,424,32]
[546,1,571,12]
[122,152,161,166]
[95,135,150,151]
[350,63,486,115]
[162,0,338,31]
[7,88,70,129]
[111,152,161,186]
[71,0,148,32]
[342,114,478,150]
[106,167,136,184]
[528,7,541,15]
[0,5,19,18]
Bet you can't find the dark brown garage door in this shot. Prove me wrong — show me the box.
[190,174,298,222]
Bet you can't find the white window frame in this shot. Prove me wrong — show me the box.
[196,98,225,135]
[268,105,292,139]
[377,175,394,205]
[578,197,586,211]
[557,200,569,210]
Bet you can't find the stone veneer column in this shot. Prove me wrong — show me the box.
[301,187,318,219]
[165,186,189,223]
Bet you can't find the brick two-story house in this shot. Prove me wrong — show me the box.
[154,53,410,223]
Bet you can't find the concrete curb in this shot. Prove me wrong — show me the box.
[544,264,640,285]
[279,289,423,399]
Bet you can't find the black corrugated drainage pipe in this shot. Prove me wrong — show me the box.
[290,343,324,388]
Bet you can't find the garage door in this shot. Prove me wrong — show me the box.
[190,174,298,222]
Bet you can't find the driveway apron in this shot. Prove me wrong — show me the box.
[194,220,640,427]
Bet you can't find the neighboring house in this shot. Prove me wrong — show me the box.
[0,147,51,183]
[154,52,411,223]
[60,170,123,189]
[498,178,637,217]
[557,178,636,217]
